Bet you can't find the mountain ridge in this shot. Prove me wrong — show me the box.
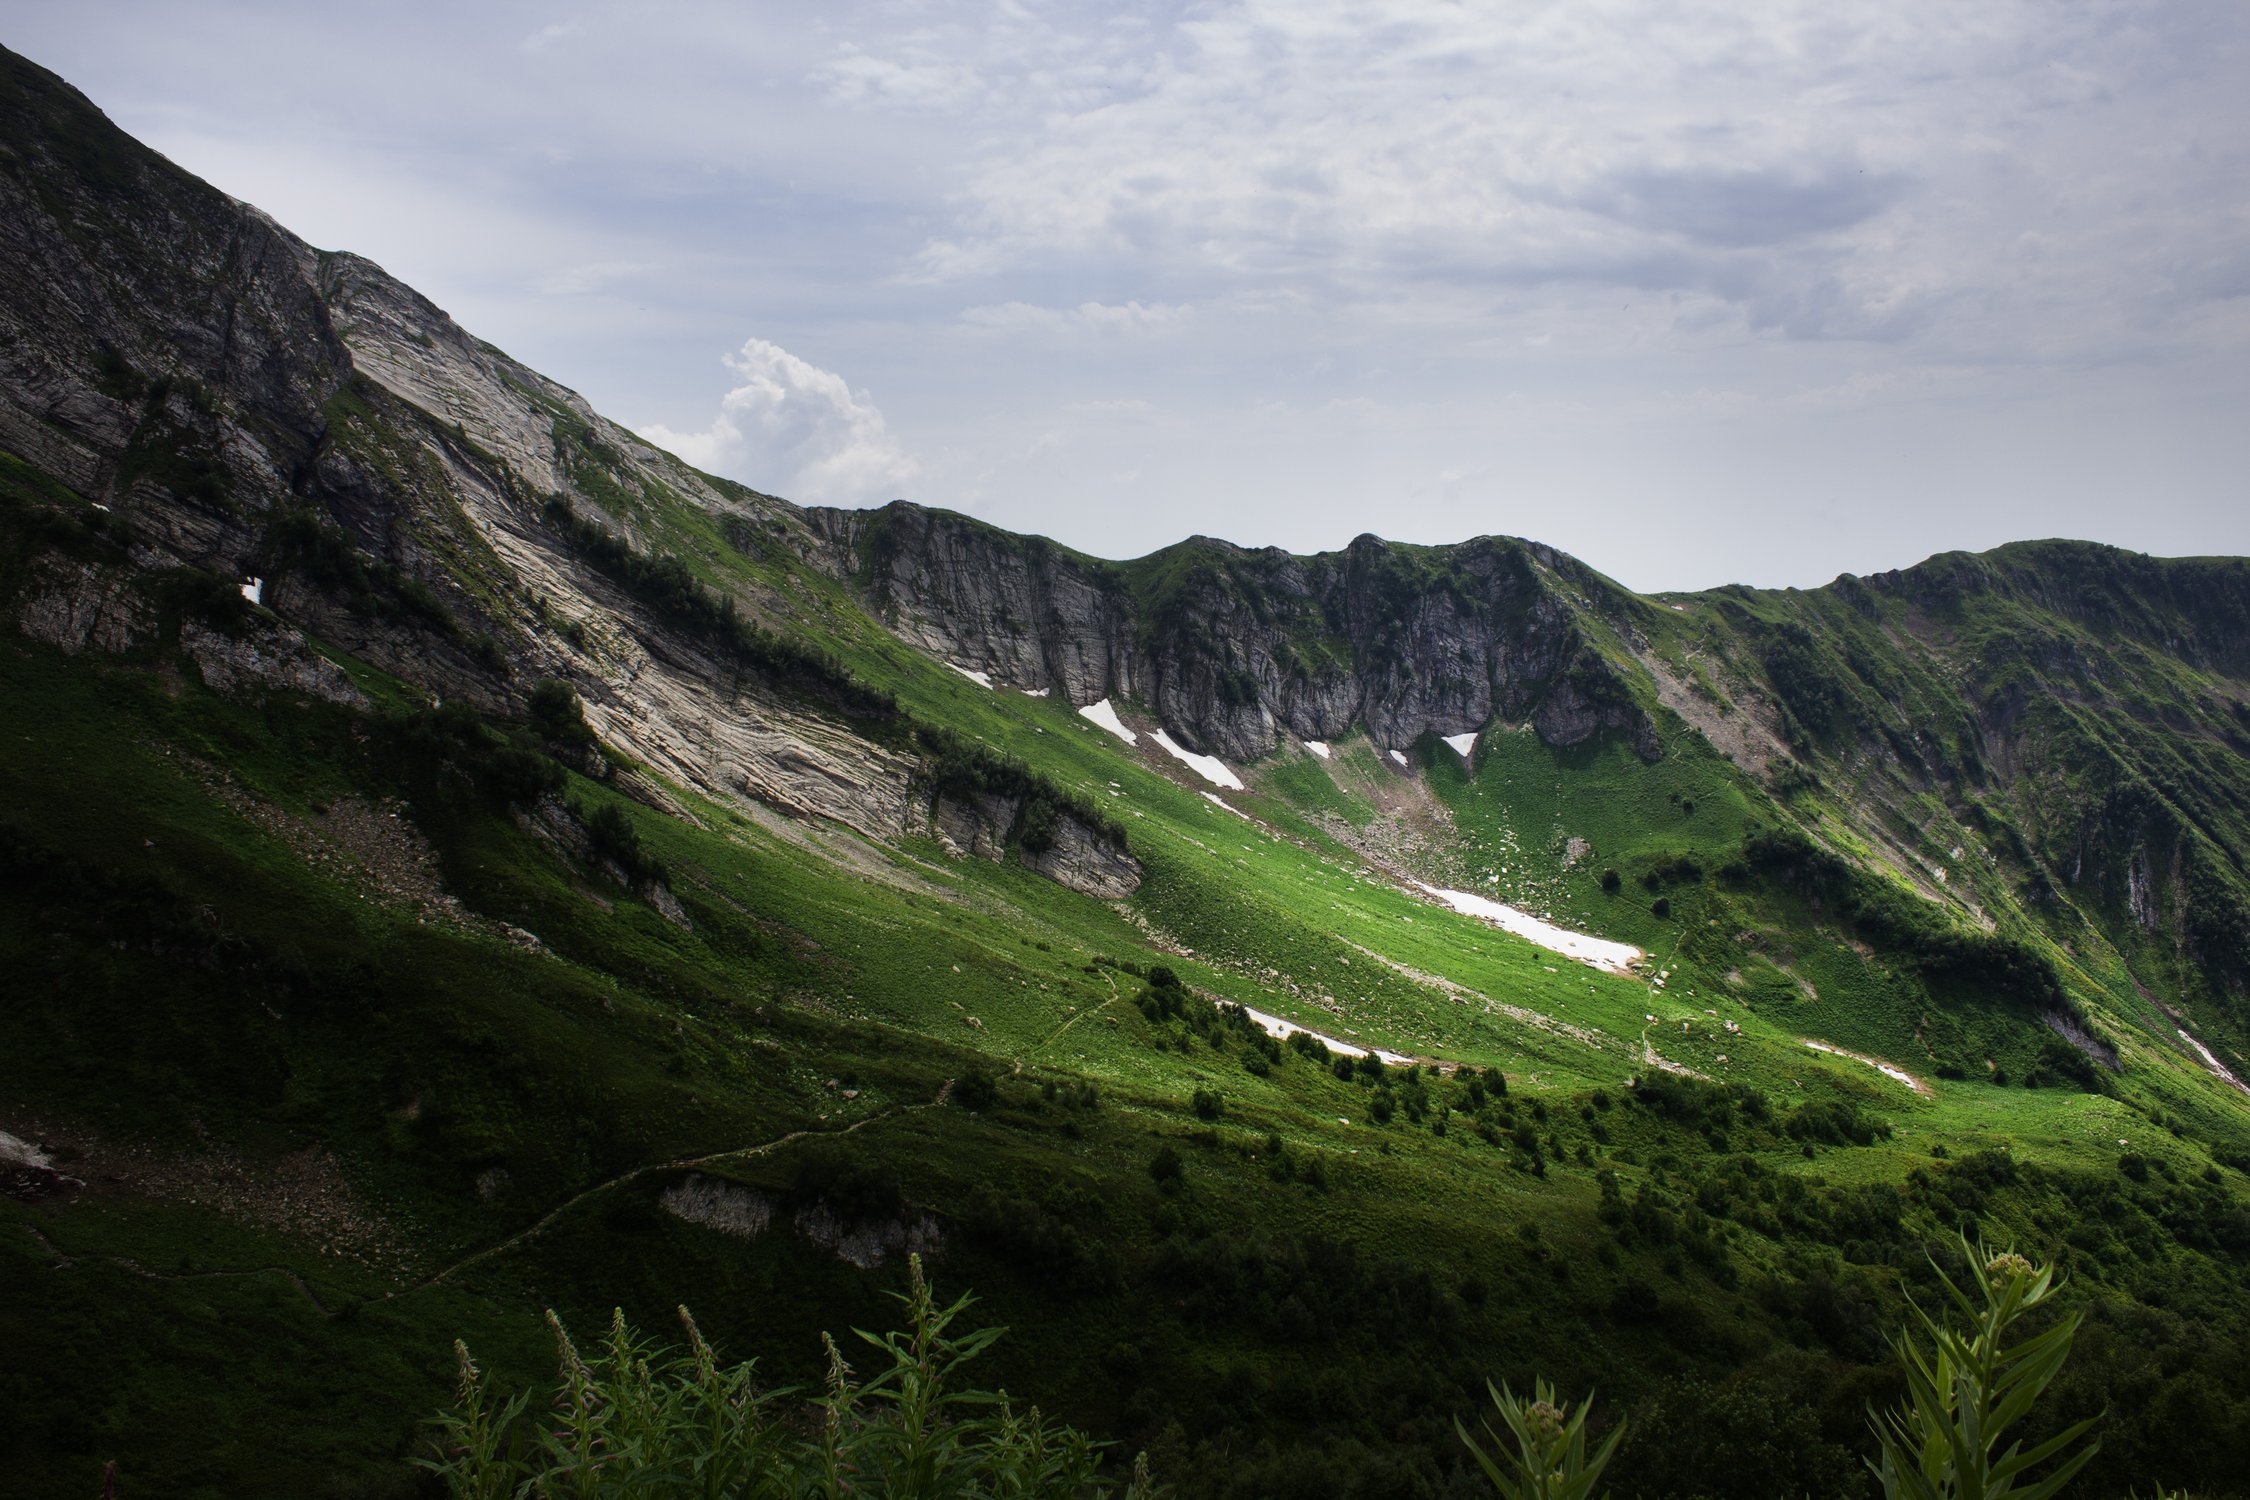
[10,39,2250,1500]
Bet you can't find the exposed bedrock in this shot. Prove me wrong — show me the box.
[808,504,1660,764]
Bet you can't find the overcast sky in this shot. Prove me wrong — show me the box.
[9,2,2248,590]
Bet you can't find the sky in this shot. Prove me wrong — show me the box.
[8,2,2248,592]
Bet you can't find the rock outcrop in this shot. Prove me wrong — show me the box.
[809,503,1662,763]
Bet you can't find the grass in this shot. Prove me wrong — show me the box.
[7,459,2250,1500]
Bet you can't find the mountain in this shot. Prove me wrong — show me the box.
[6,42,2250,1500]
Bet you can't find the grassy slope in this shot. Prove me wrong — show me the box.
[9,543,2250,1496]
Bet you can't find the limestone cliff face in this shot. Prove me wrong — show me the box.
[0,48,1128,894]
[809,503,1660,763]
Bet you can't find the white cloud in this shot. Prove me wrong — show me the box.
[520,19,584,54]
[816,43,986,111]
[638,339,918,505]
[958,299,1194,335]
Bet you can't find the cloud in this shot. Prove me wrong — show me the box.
[1579,165,1910,250]
[816,43,986,111]
[959,299,1194,335]
[638,339,918,505]
[520,19,584,54]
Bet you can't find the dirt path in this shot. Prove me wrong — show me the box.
[1031,969,1119,1060]
[25,1222,335,1316]
[392,1081,952,1301]
[22,1082,953,1321]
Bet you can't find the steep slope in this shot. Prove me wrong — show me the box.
[811,502,1660,762]
[9,42,2250,1500]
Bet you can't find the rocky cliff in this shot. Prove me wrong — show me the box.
[9,39,2250,1006]
[0,46,1128,896]
[809,501,1663,763]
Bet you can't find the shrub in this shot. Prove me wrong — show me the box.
[583,799,665,888]
[527,677,594,748]
[953,1069,999,1112]
[1460,1236,2100,1500]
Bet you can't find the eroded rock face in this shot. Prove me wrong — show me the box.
[180,619,368,707]
[1023,816,1144,901]
[929,791,1144,898]
[809,506,1661,763]
[14,556,151,654]
[0,52,947,884]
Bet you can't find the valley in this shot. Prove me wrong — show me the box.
[5,40,2250,1499]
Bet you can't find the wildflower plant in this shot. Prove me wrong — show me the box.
[1456,1377,1623,1500]
[1867,1234,2100,1500]
[418,1253,1159,1499]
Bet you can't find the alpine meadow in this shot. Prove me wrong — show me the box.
[10,36,2250,1500]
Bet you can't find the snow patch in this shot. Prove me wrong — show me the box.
[1413,882,1642,973]
[1202,791,1251,820]
[1152,728,1245,789]
[1078,698,1137,745]
[1240,1005,1413,1065]
[1441,732,1478,758]
[948,663,994,689]
[239,576,263,606]
[1388,749,1408,767]
[1020,687,1050,698]
[2177,1029,2250,1095]
[1304,740,1332,760]
[1802,1039,1928,1094]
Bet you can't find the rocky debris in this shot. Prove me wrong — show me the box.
[659,1173,774,1239]
[932,792,1017,860]
[13,556,151,655]
[2043,1009,2122,1072]
[793,1201,943,1271]
[661,1173,941,1270]
[196,768,487,934]
[646,879,694,931]
[5,1116,412,1271]
[180,618,368,707]
[1,1128,84,1202]
[930,790,1144,898]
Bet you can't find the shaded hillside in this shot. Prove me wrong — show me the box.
[6,41,2250,1500]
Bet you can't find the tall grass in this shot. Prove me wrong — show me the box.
[420,1254,1159,1498]
[1457,1236,2104,1500]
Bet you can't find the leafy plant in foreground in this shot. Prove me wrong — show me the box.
[1455,1377,1623,1500]
[1867,1237,2099,1500]
[421,1254,1159,1498]
[1460,1236,2104,1500]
